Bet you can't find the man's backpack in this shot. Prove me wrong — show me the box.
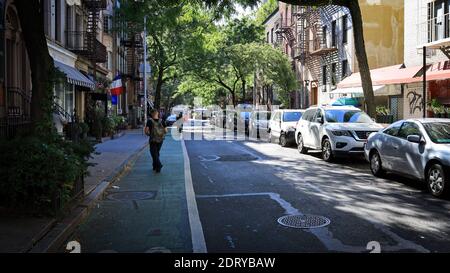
[150,119,166,143]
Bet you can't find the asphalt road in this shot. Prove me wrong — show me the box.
[184,122,450,253]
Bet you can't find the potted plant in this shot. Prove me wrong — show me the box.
[375,106,393,124]
[428,99,443,117]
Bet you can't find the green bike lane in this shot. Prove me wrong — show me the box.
[60,134,194,253]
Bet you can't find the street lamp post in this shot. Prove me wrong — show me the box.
[423,46,427,118]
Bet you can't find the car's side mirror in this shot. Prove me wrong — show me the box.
[407,135,425,144]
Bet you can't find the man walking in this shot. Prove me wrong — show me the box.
[145,109,167,173]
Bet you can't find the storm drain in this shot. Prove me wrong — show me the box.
[218,154,258,161]
[277,214,331,229]
[106,191,157,201]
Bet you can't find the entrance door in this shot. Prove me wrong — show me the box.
[311,86,318,106]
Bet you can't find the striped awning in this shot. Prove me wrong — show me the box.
[54,60,95,90]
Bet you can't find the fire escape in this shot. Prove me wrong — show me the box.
[294,5,340,82]
[66,0,107,64]
[122,33,143,81]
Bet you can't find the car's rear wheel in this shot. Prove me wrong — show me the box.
[297,134,308,154]
[322,138,333,162]
[370,151,385,177]
[280,133,288,147]
[427,164,448,198]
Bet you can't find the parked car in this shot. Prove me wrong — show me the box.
[249,111,271,138]
[268,109,305,147]
[165,114,177,126]
[226,110,238,131]
[295,106,383,161]
[364,118,450,197]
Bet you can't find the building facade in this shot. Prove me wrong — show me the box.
[266,0,404,113]
[0,0,145,138]
[0,0,32,137]
[404,0,450,119]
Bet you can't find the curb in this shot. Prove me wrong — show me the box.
[28,142,149,253]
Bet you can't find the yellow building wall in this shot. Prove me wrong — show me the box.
[358,0,404,70]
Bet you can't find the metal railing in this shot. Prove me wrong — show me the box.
[0,87,32,139]
[66,31,107,63]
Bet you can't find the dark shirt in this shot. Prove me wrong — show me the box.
[146,118,166,142]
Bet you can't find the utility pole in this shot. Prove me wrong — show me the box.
[144,15,148,124]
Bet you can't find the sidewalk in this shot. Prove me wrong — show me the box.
[58,133,198,253]
[0,129,148,253]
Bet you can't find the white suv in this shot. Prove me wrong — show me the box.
[268,109,305,147]
[294,106,383,161]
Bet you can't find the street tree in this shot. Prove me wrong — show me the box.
[14,0,55,132]
[204,0,376,117]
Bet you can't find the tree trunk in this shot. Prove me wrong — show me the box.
[231,91,236,106]
[15,0,54,132]
[154,68,164,110]
[346,0,375,117]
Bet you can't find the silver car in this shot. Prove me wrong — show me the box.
[364,118,450,197]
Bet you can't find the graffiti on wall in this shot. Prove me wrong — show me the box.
[407,90,423,115]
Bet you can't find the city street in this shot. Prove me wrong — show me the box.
[60,121,450,253]
[183,121,450,253]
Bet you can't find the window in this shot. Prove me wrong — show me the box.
[331,63,337,85]
[322,25,327,46]
[342,60,348,78]
[398,122,422,139]
[302,109,316,122]
[104,15,112,34]
[313,109,324,123]
[383,121,403,136]
[342,15,348,44]
[331,20,337,47]
[266,32,269,43]
[324,110,373,123]
[322,65,327,85]
[274,112,281,121]
[423,122,450,143]
[271,28,274,43]
[283,112,303,122]
[427,0,450,42]
[55,0,61,42]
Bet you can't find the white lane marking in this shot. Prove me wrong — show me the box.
[182,139,207,253]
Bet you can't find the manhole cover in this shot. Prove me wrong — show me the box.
[218,154,258,161]
[277,214,330,229]
[106,191,157,201]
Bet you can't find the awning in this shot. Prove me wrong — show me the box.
[425,61,450,81]
[54,60,95,90]
[337,64,424,89]
[330,85,385,94]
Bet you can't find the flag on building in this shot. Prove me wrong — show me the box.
[110,75,123,96]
